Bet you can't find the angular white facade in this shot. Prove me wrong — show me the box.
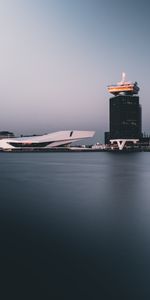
[0,130,95,150]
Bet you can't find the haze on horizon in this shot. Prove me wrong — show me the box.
[0,0,150,142]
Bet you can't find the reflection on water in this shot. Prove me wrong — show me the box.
[0,152,150,299]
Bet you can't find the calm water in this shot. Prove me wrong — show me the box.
[1,152,150,299]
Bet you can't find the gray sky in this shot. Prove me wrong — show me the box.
[0,0,150,142]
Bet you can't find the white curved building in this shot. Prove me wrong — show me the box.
[0,130,95,150]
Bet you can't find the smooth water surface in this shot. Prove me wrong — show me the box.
[1,152,150,299]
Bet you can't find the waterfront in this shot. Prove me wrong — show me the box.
[1,152,150,299]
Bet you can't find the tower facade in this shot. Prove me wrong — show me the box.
[105,73,142,143]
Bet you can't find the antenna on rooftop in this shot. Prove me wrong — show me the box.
[117,72,126,85]
[121,72,126,83]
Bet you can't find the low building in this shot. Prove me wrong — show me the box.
[0,131,14,140]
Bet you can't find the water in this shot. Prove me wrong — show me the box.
[1,152,150,299]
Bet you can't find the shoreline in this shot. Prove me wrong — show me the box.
[0,147,149,153]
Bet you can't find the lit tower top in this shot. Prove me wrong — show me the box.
[108,73,140,95]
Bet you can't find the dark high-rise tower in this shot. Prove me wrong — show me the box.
[105,73,142,143]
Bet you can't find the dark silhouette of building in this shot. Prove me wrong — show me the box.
[109,95,141,139]
[0,131,14,140]
[105,73,142,144]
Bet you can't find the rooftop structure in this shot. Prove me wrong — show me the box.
[108,72,140,95]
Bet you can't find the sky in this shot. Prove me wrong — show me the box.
[0,0,150,142]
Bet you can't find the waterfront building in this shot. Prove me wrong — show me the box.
[0,130,95,150]
[105,73,142,145]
